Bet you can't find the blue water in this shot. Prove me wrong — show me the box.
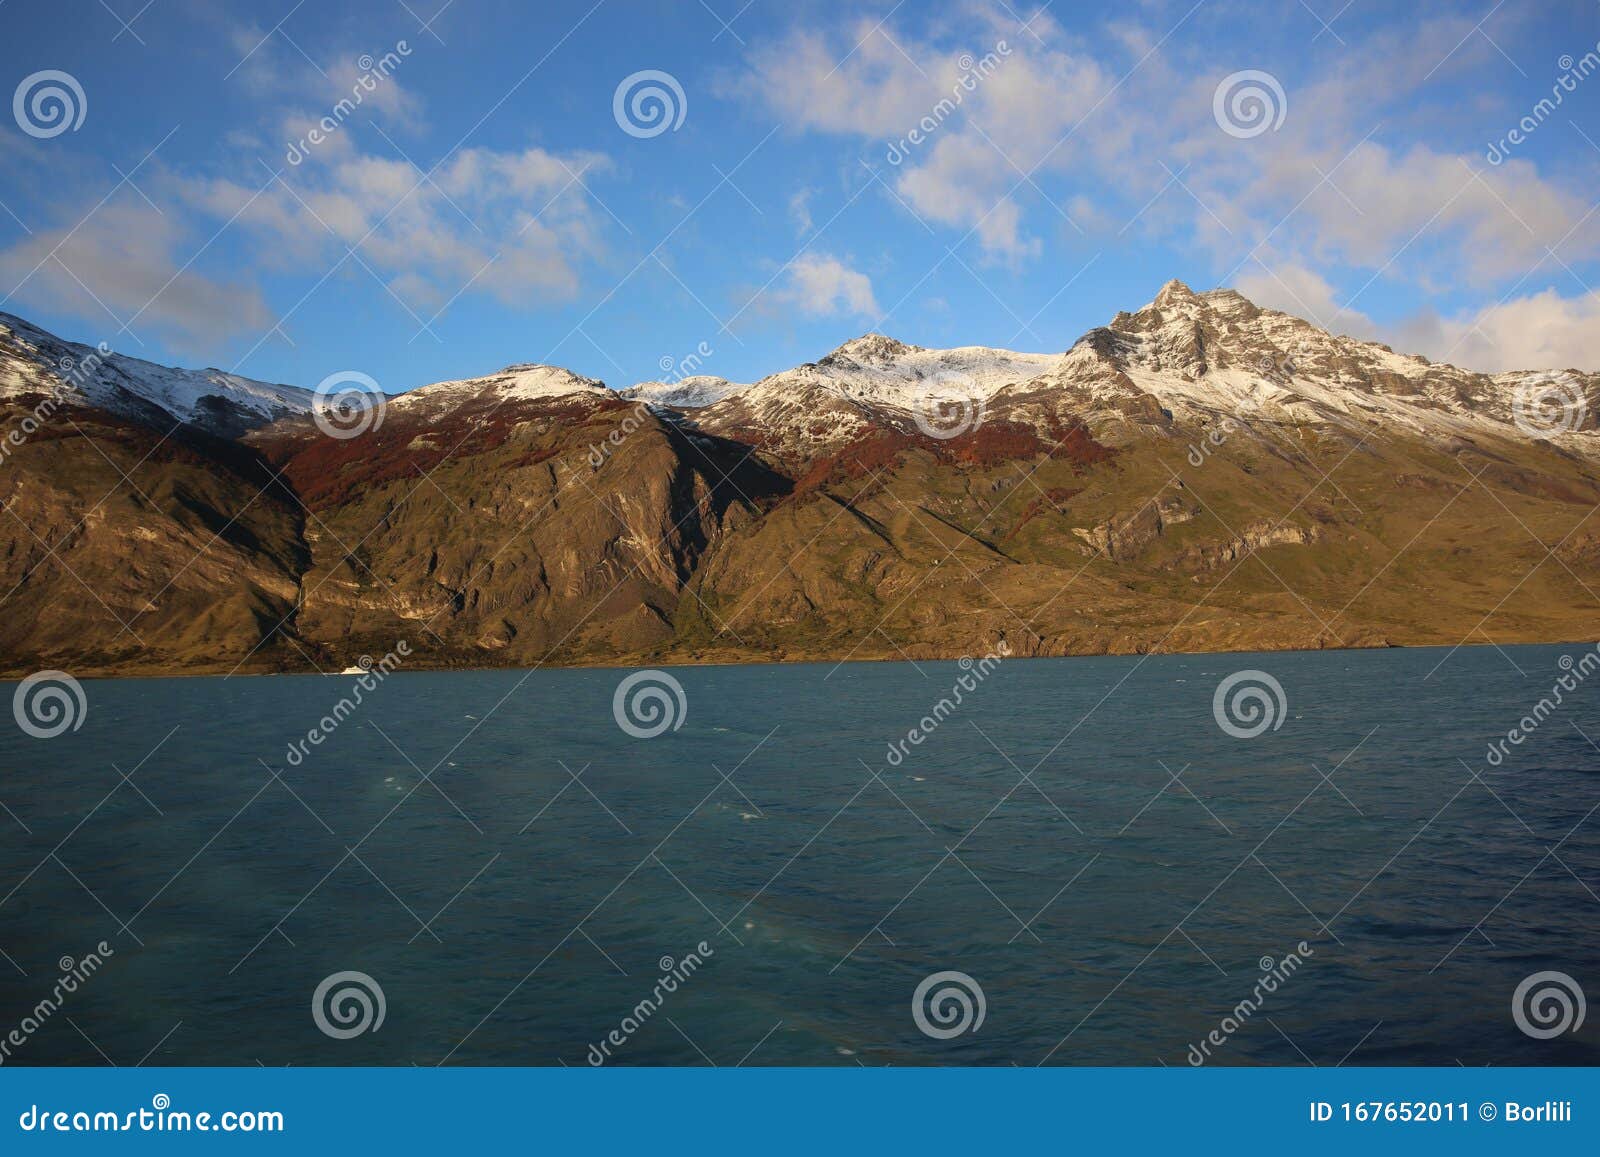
[1,644,1597,1066]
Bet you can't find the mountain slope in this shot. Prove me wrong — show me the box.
[246,383,788,666]
[0,402,308,671]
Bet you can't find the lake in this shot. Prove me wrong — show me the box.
[1,644,1597,1066]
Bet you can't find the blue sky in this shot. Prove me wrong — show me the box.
[1,0,1598,393]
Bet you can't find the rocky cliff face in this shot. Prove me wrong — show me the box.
[2,282,1597,675]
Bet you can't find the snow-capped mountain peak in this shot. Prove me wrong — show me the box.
[680,335,1064,455]
[0,311,312,436]
[1151,278,1200,308]
[818,333,922,366]
[388,362,609,413]
[1040,282,1598,445]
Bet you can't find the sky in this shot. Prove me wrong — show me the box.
[1,0,1598,395]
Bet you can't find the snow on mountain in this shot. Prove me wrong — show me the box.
[688,333,1064,454]
[618,375,748,409]
[624,335,1059,441]
[0,310,312,434]
[1014,280,1599,449]
[387,362,610,413]
[4,282,1593,459]
[810,333,1061,404]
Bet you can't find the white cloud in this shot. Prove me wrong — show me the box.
[224,22,282,97]
[322,50,424,130]
[175,141,612,314]
[896,135,1038,259]
[1238,262,1600,373]
[1388,288,1600,373]
[0,200,271,349]
[1215,140,1595,287]
[732,9,1599,288]
[733,15,1105,260]
[189,25,616,318]
[788,187,816,236]
[737,23,949,139]
[2,141,611,358]
[772,252,879,318]
[1235,263,1377,338]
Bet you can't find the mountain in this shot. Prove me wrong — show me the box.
[1,310,312,437]
[619,375,747,409]
[686,334,1060,458]
[1017,280,1591,441]
[1,282,1596,676]
[385,362,610,413]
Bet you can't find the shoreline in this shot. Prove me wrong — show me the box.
[3,634,1591,682]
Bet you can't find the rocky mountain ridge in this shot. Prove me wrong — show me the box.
[2,281,1596,676]
[0,310,315,438]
